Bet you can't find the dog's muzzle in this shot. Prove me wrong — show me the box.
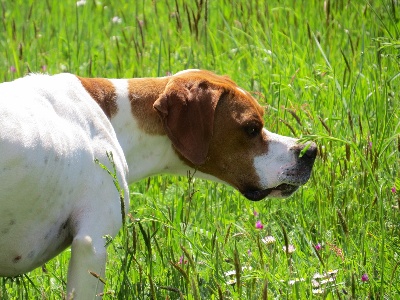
[243,142,318,201]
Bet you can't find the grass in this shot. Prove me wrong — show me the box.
[1,0,399,298]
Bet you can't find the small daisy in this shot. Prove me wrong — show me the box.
[327,269,338,276]
[261,236,276,245]
[224,270,236,276]
[320,277,335,285]
[288,278,305,285]
[312,288,325,294]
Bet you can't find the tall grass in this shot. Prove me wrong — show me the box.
[1,0,399,299]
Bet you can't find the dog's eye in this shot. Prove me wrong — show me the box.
[244,125,260,138]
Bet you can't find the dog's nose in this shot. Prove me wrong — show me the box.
[295,142,318,164]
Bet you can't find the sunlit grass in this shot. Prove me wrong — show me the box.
[1,0,399,299]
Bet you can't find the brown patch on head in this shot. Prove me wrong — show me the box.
[150,70,267,189]
[78,77,118,119]
[125,69,267,192]
[196,88,267,193]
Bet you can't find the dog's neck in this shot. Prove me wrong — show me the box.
[104,77,187,183]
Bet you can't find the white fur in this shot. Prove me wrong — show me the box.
[174,69,201,76]
[236,87,247,95]
[0,74,129,298]
[109,79,188,182]
[253,129,298,196]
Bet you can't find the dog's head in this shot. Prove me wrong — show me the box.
[154,70,317,200]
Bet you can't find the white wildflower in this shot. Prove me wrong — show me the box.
[224,270,236,277]
[59,64,67,72]
[282,244,296,254]
[261,235,276,245]
[288,278,305,285]
[327,269,339,276]
[320,277,335,285]
[313,272,324,279]
[112,16,122,24]
[311,279,320,287]
[312,288,325,294]
[76,0,86,6]
[226,279,236,285]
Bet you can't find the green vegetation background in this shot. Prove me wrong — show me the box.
[0,0,399,299]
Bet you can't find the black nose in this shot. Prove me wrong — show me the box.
[295,142,318,165]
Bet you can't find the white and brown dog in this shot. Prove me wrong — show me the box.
[0,69,316,298]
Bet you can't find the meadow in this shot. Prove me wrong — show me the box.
[0,0,399,299]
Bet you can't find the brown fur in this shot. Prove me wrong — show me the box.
[77,77,118,119]
[127,78,167,135]
[197,91,267,193]
[153,77,223,165]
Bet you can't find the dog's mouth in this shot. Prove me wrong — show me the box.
[242,183,300,201]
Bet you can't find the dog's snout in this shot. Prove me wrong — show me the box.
[294,142,318,164]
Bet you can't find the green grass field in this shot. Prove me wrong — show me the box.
[1,0,399,299]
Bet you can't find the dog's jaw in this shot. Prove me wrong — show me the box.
[242,184,300,201]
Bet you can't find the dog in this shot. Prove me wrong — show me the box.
[0,69,317,298]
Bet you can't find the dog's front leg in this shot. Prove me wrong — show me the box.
[66,234,106,300]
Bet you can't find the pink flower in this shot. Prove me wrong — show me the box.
[10,66,16,73]
[361,273,369,282]
[392,186,397,194]
[255,220,263,229]
[315,243,322,251]
[178,255,187,264]
[253,210,259,217]
[247,249,252,256]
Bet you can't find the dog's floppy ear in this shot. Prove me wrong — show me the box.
[153,79,224,165]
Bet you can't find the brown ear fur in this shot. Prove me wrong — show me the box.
[153,79,223,165]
